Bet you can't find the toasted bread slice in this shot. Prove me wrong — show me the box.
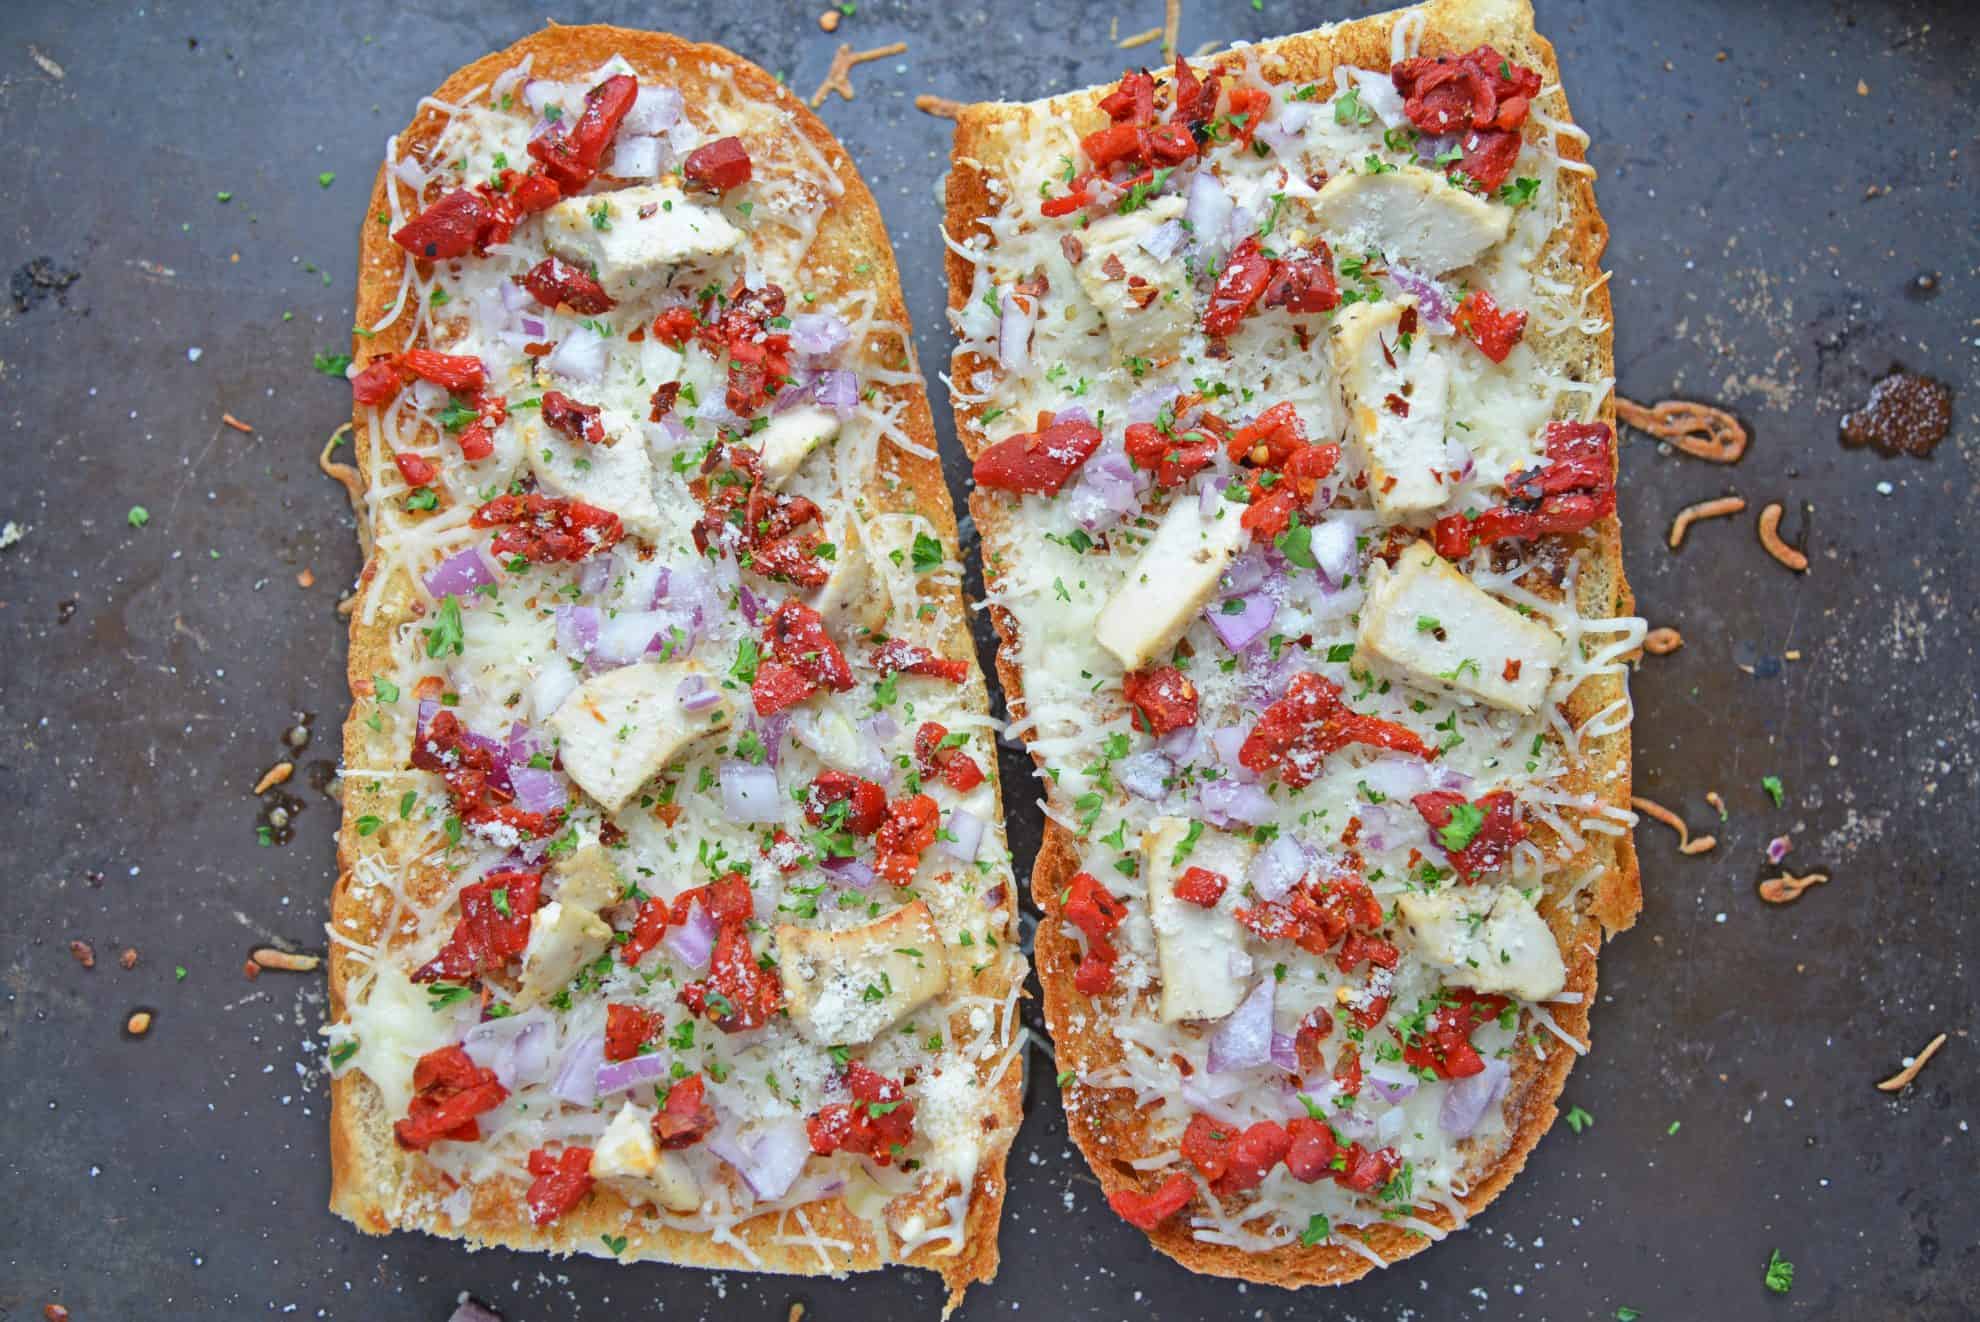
[944,0,1639,1284]
[329,26,1022,1310]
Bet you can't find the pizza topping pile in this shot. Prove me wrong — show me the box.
[330,56,1019,1249]
[953,28,1639,1250]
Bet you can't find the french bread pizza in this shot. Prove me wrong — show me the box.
[944,0,1642,1283]
[326,27,1023,1308]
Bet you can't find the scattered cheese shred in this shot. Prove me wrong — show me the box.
[810,41,908,108]
[1630,795,1716,855]
[1875,1032,1947,1092]
[1756,501,1809,572]
[1667,495,1746,550]
[1616,396,1749,464]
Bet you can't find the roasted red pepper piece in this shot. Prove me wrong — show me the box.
[392,189,507,261]
[1336,1141,1402,1194]
[971,413,1105,495]
[751,599,854,716]
[1451,288,1528,363]
[412,869,543,984]
[1108,1171,1195,1230]
[1122,665,1199,736]
[351,359,402,405]
[913,721,986,793]
[1399,988,1511,1080]
[393,1045,509,1151]
[678,919,782,1032]
[804,771,889,836]
[874,794,940,885]
[651,306,700,348]
[471,492,623,564]
[1062,870,1126,996]
[603,1003,663,1062]
[1236,875,1386,964]
[805,1061,916,1166]
[653,1073,717,1148]
[1205,235,1277,338]
[540,390,608,444]
[1432,421,1615,558]
[1284,1116,1340,1183]
[872,640,969,684]
[1263,238,1342,315]
[1413,789,1528,883]
[398,349,487,394]
[1240,673,1435,787]
[524,1145,595,1225]
[1173,866,1228,908]
[521,256,615,315]
[1124,418,1219,488]
[1213,1121,1292,1196]
[528,74,638,191]
[393,452,437,486]
[1223,86,1273,147]
[683,136,753,192]
[620,895,673,966]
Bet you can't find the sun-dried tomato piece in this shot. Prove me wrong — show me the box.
[804,771,888,836]
[1123,665,1199,736]
[604,1003,663,1062]
[351,359,402,405]
[750,599,853,715]
[393,1045,509,1151]
[471,492,623,564]
[528,74,638,191]
[972,413,1105,495]
[651,306,700,348]
[393,451,437,486]
[1108,1171,1195,1230]
[805,1061,916,1166]
[1432,421,1615,558]
[1413,789,1528,883]
[1124,420,1218,489]
[678,919,781,1032]
[1205,236,1277,338]
[1452,288,1528,363]
[653,1073,717,1148]
[873,641,969,684]
[411,869,542,984]
[683,136,753,192]
[520,255,615,315]
[540,390,607,445]
[1399,988,1510,1080]
[410,710,565,841]
[392,189,508,261]
[1284,1116,1340,1183]
[874,794,940,885]
[1391,44,1541,137]
[1240,673,1435,787]
[1173,866,1228,908]
[524,1145,594,1224]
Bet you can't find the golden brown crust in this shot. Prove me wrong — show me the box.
[328,25,1018,1310]
[944,0,1637,1286]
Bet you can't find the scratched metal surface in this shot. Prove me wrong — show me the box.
[1,1,1974,1319]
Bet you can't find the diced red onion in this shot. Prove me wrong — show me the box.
[720,761,782,823]
[594,609,671,664]
[789,311,851,359]
[609,134,664,179]
[1246,834,1309,903]
[463,1008,554,1090]
[621,84,683,136]
[810,368,859,419]
[1346,67,1407,126]
[677,673,721,712]
[707,1117,809,1201]
[489,54,534,107]
[1224,204,1258,250]
[1386,262,1455,331]
[509,766,568,814]
[1366,1062,1419,1104]
[1311,519,1359,585]
[1200,776,1274,828]
[998,295,1035,372]
[1359,755,1434,807]
[529,662,579,722]
[1066,450,1141,532]
[1221,552,1269,597]
[1439,1056,1511,1136]
[821,855,876,891]
[595,1049,674,1097]
[1270,1032,1299,1072]
[518,314,548,338]
[1124,385,1178,425]
[753,712,791,770]
[522,79,566,116]
[502,720,540,766]
[555,604,600,658]
[545,324,606,383]
[1766,835,1792,864]
[1198,474,1231,517]
[1157,722,1201,763]
[576,556,613,597]
[1185,171,1233,256]
[1208,592,1275,652]
[1415,131,1462,164]
[663,897,718,970]
[550,1031,605,1106]
[1207,979,1276,1072]
[448,1301,506,1322]
[1137,218,1188,262]
[1117,750,1172,799]
[942,807,984,861]
[1209,725,1251,774]
[425,547,495,599]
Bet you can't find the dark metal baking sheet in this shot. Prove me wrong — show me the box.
[1,1,1974,1318]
